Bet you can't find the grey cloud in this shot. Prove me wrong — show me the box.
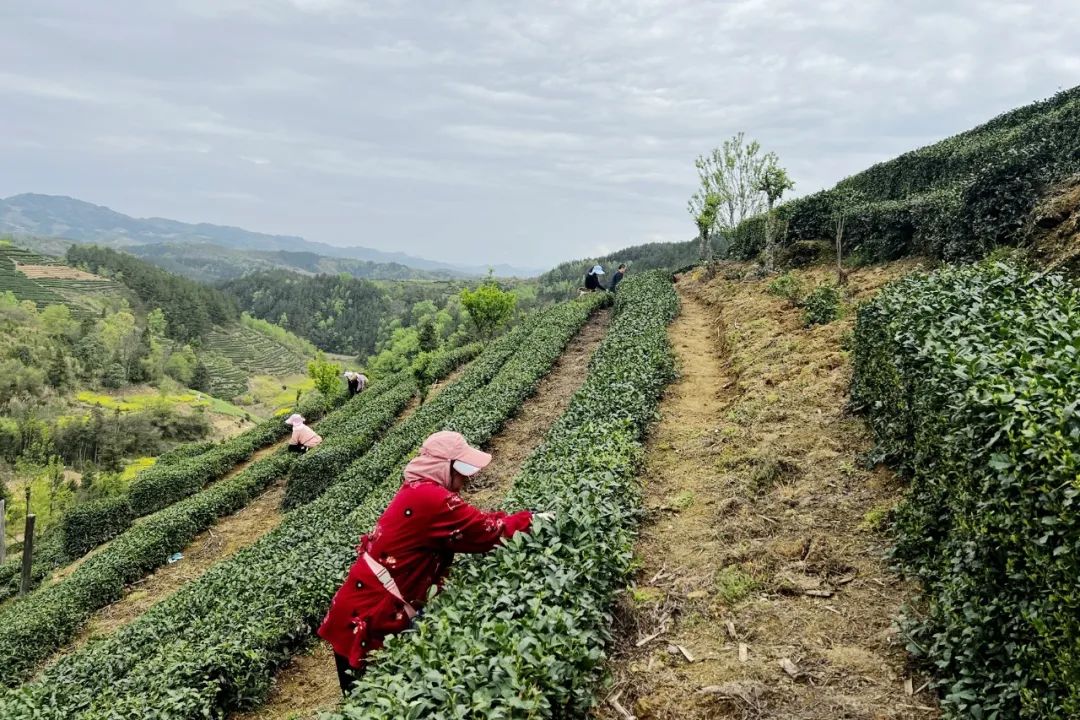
[1,0,1078,267]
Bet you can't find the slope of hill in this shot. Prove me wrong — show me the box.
[0,241,123,317]
[537,237,710,301]
[727,84,1080,263]
[0,194,542,278]
[125,242,460,283]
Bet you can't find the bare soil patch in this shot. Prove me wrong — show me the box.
[231,309,613,720]
[595,262,939,720]
[15,263,109,281]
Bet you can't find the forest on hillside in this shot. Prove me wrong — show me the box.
[65,245,238,341]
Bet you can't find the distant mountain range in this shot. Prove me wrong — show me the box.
[0,193,543,280]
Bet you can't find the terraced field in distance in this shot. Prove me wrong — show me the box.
[0,243,121,315]
[205,324,310,377]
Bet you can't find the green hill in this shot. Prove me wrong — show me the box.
[727,85,1080,263]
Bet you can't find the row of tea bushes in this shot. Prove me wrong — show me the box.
[282,342,482,509]
[727,86,1080,263]
[0,342,480,686]
[851,260,1080,719]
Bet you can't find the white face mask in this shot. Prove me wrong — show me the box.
[452,460,481,477]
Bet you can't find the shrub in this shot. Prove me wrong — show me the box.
[851,260,1080,718]
[767,271,804,306]
[60,496,134,558]
[801,285,842,327]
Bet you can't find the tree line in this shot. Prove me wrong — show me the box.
[66,245,238,342]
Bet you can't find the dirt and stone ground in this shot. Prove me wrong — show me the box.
[595,262,939,720]
[231,308,612,720]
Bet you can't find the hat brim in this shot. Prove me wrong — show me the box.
[455,443,491,470]
[452,460,483,477]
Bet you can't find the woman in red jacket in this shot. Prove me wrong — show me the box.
[318,430,533,695]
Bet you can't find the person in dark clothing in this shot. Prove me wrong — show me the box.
[584,264,607,292]
[610,263,626,292]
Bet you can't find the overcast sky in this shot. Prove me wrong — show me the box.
[1,1,1077,268]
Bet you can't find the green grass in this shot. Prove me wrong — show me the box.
[76,389,253,420]
[716,565,757,605]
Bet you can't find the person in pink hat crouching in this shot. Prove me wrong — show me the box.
[284,413,322,454]
[318,430,535,695]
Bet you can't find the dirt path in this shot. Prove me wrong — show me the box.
[59,471,289,658]
[232,309,613,720]
[596,266,938,720]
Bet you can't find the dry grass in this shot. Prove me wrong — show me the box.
[595,260,939,720]
[15,264,107,281]
[1032,174,1080,274]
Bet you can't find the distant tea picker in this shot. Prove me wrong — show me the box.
[583,264,607,293]
[343,370,368,398]
[284,413,322,454]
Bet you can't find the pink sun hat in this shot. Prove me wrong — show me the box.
[284,413,306,427]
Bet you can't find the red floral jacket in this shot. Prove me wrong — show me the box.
[318,477,532,666]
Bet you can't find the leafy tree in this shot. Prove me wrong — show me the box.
[191,361,211,393]
[692,193,722,261]
[165,345,198,385]
[307,353,342,398]
[46,351,70,390]
[74,333,107,380]
[757,164,795,272]
[146,308,168,338]
[41,304,77,340]
[689,132,781,240]
[417,318,438,353]
[460,277,517,339]
[102,362,127,389]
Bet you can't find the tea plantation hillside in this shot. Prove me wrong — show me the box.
[0,242,123,316]
[728,85,1080,264]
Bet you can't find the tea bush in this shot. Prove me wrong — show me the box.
[0,294,608,717]
[852,260,1080,719]
[727,86,1080,263]
[801,285,842,327]
[332,271,678,719]
[156,440,216,465]
[60,495,134,558]
[766,271,804,306]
